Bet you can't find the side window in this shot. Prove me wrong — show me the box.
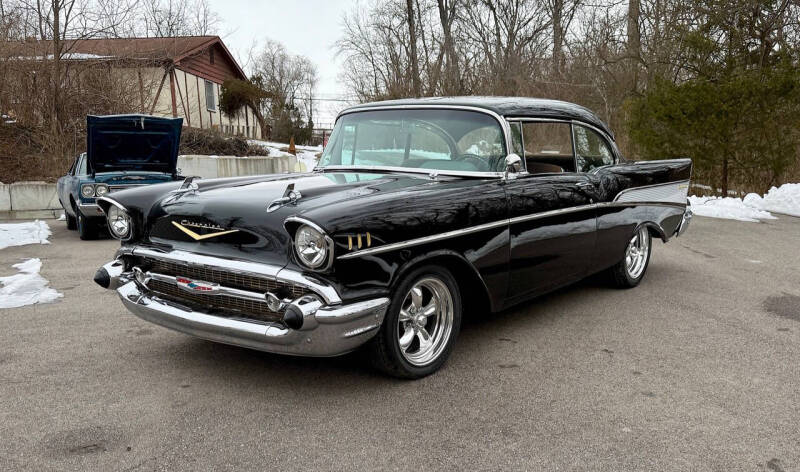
[573,125,614,172]
[508,121,523,156]
[76,154,88,175]
[520,122,575,173]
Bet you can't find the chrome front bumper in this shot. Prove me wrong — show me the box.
[98,258,389,357]
[78,202,104,217]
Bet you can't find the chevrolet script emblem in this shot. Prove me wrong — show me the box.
[171,220,239,241]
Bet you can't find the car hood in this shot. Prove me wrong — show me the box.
[116,170,501,268]
[87,115,182,175]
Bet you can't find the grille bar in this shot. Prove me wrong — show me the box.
[145,258,307,299]
[148,279,282,322]
[136,256,311,323]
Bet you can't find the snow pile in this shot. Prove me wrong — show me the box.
[688,183,800,222]
[0,220,51,250]
[742,183,800,217]
[247,139,322,172]
[688,196,776,222]
[296,150,320,172]
[0,258,62,309]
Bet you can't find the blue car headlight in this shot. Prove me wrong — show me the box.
[81,184,96,198]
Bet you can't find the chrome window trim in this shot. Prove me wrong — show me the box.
[319,165,505,179]
[613,180,691,202]
[570,121,619,168]
[329,105,512,179]
[507,117,580,173]
[131,247,342,305]
[338,200,686,260]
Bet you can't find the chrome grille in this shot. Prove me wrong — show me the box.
[148,279,281,322]
[139,256,310,323]
[109,184,146,193]
[145,258,307,299]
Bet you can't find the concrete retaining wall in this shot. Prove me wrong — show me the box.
[178,155,300,179]
[1,155,300,219]
[0,183,10,212]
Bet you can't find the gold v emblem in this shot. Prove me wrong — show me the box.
[171,221,240,241]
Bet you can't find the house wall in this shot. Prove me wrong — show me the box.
[169,68,262,140]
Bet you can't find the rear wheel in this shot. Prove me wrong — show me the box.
[369,265,462,379]
[607,226,652,288]
[77,212,96,240]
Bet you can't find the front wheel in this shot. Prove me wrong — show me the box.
[368,265,462,379]
[77,212,96,240]
[607,226,652,288]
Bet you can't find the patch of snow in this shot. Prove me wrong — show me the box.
[0,258,62,309]
[0,220,51,250]
[688,196,776,222]
[741,183,800,217]
[296,150,319,172]
[57,213,66,221]
[248,139,322,153]
[689,182,800,222]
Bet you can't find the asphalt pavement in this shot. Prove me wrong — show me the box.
[1,215,799,471]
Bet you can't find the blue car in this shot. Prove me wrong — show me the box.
[57,115,183,239]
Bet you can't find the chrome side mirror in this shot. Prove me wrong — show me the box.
[505,153,522,174]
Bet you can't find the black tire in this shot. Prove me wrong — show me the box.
[65,213,77,230]
[77,212,95,240]
[368,265,462,379]
[607,226,652,288]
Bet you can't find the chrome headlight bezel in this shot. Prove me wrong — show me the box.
[80,184,96,198]
[106,205,132,240]
[288,219,334,271]
[94,184,109,197]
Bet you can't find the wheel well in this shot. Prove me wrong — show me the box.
[395,253,493,317]
[642,222,667,242]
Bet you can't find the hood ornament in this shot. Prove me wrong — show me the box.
[267,183,302,213]
[163,176,200,204]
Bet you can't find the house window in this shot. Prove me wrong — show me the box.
[209,48,215,64]
[205,80,216,111]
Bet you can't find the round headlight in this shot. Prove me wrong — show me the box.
[107,205,131,239]
[294,224,329,269]
[81,184,95,198]
[95,184,109,197]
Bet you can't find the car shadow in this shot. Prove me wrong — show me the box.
[158,275,616,384]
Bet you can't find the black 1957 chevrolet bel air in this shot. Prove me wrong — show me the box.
[93,97,692,378]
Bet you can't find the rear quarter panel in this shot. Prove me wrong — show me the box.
[590,158,692,272]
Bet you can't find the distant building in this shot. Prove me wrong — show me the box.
[6,36,263,139]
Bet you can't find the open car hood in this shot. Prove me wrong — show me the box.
[87,115,182,176]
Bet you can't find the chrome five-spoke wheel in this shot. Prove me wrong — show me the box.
[397,278,454,367]
[625,226,651,279]
[369,266,462,378]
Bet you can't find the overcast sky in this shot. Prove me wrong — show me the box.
[208,0,358,126]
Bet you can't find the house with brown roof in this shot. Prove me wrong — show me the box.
[7,36,263,139]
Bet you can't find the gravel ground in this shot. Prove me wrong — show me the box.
[0,215,798,471]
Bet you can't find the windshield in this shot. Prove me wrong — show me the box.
[318,109,507,173]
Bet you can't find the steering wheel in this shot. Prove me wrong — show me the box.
[453,153,488,170]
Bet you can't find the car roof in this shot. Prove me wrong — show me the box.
[341,96,614,140]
